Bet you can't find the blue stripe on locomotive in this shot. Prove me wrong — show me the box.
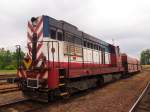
[43,16,49,37]
[42,15,112,53]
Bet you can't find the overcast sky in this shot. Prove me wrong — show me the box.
[0,0,150,58]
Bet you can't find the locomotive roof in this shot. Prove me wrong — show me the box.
[43,15,112,47]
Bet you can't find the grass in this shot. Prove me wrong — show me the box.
[142,65,150,68]
[142,65,150,71]
[0,70,17,74]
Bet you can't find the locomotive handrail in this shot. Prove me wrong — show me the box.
[27,40,60,68]
[16,45,22,69]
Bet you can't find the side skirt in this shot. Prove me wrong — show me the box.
[65,73,122,93]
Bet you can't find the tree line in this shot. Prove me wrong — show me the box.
[0,48,24,70]
[0,47,149,70]
[140,49,150,65]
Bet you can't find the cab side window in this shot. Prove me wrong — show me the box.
[90,43,93,49]
[50,29,56,39]
[57,32,63,41]
[102,48,105,64]
[87,42,90,48]
[84,41,87,47]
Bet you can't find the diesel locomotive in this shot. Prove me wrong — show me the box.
[17,15,141,102]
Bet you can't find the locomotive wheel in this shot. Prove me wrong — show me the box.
[48,91,55,102]
[96,77,104,87]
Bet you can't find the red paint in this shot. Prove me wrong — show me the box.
[17,60,125,89]
[28,17,43,33]
[110,54,117,66]
[34,18,43,32]
[27,44,32,52]
[37,29,43,39]
[37,43,43,53]
[48,68,58,89]
[28,22,34,32]
[45,61,124,79]
[27,32,32,41]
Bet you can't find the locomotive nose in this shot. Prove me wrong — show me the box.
[31,17,37,27]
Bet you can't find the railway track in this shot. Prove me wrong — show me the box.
[0,74,16,79]
[0,74,17,84]
[0,98,28,108]
[0,98,48,112]
[0,82,19,94]
[129,81,150,112]
[0,86,19,93]
[0,82,8,85]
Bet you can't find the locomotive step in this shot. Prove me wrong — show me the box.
[60,92,69,96]
[59,83,65,86]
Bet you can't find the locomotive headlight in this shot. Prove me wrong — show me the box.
[31,17,37,27]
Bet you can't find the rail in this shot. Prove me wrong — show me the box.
[0,98,47,112]
[0,98,28,107]
[129,81,150,112]
[0,87,19,93]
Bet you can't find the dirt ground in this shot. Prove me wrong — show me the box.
[0,83,17,90]
[38,68,150,112]
[0,67,150,112]
[0,84,22,106]
[0,91,24,106]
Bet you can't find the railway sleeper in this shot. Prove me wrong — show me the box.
[23,89,49,102]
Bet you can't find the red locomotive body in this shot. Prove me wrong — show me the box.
[16,15,141,102]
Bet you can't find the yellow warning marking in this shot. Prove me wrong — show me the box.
[59,76,65,79]
[23,59,32,69]
[60,92,68,96]
[59,83,65,86]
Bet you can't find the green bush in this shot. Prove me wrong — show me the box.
[0,48,24,70]
[4,65,16,70]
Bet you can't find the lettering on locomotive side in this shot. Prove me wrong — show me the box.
[64,42,82,56]
[75,46,82,56]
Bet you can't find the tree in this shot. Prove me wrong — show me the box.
[0,48,25,70]
[140,49,150,65]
